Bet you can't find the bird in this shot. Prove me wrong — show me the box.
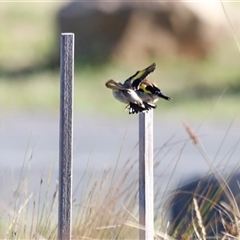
[105,79,155,114]
[105,62,170,114]
[136,78,172,103]
[105,63,157,114]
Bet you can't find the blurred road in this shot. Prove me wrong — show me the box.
[0,111,240,202]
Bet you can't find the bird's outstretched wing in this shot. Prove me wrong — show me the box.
[124,63,156,90]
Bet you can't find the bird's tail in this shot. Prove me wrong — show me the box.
[158,92,172,101]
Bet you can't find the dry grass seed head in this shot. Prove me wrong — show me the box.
[182,122,199,145]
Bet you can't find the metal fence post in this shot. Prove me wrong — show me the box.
[59,33,74,240]
[139,110,154,240]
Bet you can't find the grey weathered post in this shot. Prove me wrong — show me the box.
[139,110,154,240]
[59,33,74,240]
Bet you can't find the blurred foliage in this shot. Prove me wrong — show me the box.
[0,2,64,71]
[0,2,240,119]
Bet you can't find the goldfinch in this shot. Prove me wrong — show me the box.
[106,63,167,114]
[137,79,171,103]
[105,79,155,114]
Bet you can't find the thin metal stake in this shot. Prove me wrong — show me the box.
[59,33,74,240]
[139,110,154,240]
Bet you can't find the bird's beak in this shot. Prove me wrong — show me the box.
[105,80,124,90]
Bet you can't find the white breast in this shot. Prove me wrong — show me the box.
[112,90,129,104]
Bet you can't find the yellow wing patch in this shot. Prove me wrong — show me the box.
[131,69,146,82]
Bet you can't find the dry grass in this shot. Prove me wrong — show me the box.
[1,119,240,239]
[168,122,240,240]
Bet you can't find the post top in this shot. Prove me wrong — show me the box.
[61,33,74,36]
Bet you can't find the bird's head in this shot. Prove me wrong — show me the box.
[105,80,124,90]
[139,82,152,94]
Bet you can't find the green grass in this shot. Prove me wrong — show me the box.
[0,57,240,121]
[0,2,64,70]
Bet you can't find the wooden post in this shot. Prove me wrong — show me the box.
[139,110,154,240]
[59,33,74,240]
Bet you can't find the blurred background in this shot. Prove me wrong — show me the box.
[1,0,240,214]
